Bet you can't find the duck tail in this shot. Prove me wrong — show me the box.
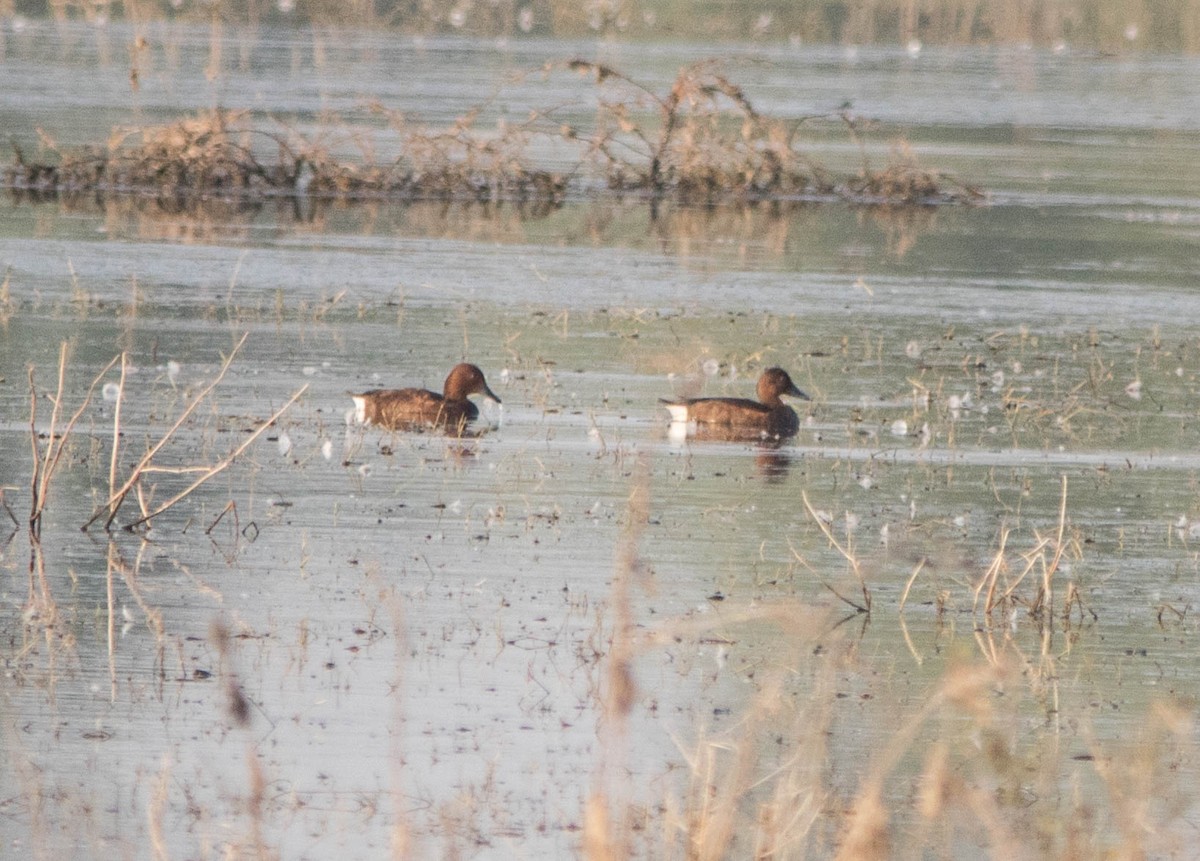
[659,399,690,423]
[350,394,369,424]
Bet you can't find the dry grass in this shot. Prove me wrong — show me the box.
[576,441,1194,859]
[7,318,1198,859]
[568,59,979,206]
[5,62,980,211]
[6,107,568,210]
[23,333,306,533]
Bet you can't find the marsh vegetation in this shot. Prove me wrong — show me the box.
[5,60,980,209]
[2,20,1200,861]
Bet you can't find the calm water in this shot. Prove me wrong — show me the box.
[2,22,1200,859]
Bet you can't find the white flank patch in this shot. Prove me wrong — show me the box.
[351,395,368,424]
[663,403,690,423]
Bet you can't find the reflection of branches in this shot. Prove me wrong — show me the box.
[105,539,165,694]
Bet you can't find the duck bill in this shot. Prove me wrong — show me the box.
[787,384,810,401]
[481,384,502,405]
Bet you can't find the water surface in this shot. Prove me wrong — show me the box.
[2,23,1200,858]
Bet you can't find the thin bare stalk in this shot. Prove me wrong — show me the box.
[972,527,1009,616]
[29,345,121,534]
[108,353,128,501]
[801,492,871,614]
[123,385,307,530]
[1040,473,1070,616]
[85,332,249,531]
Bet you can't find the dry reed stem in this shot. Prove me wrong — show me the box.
[973,527,1010,616]
[1041,473,1070,615]
[973,476,1077,626]
[84,332,249,531]
[690,674,788,861]
[897,556,926,615]
[799,492,871,614]
[106,540,118,695]
[124,384,308,530]
[649,604,832,859]
[108,353,127,502]
[27,344,121,533]
[902,558,926,666]
[205,499,238,536]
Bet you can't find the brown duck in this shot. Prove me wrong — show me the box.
[660,367,809,439]
[351,363,501,432]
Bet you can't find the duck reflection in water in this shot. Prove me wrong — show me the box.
[667,421,795,481]
[754,443,792,482]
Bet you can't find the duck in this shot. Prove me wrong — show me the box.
[351,363,501,432]
[660,367,809,439]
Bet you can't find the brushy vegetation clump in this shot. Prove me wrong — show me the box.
[568,59,979,205]
[7,108,568,207]
[4,60,981,211]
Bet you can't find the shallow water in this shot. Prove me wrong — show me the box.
[2,22,1200,858]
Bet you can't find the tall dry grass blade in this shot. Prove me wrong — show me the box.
[834,784,890,861]
[898,557,926,615]
[998,537,1051,606]
[26,365,41,531]
[0,489,18,528]
[28,342,68,532]
[1042,473,1070,615]
[124,384,308,530]
[902,558,926,666]
[973,527,1009,616]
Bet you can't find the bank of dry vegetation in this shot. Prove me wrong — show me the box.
[4,60,981,210]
